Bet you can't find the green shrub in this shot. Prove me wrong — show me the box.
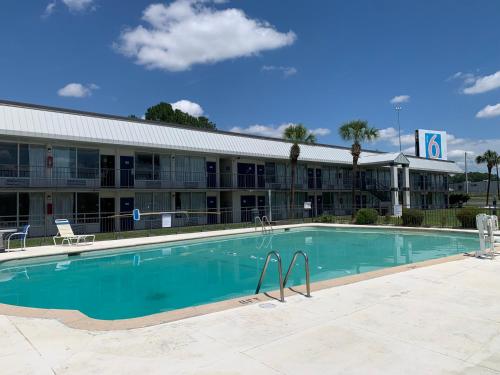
[318,214,335,223]
[456,207,482,228]
[355,208,379,225]
[449,193,471,207]
[402,208,424,226]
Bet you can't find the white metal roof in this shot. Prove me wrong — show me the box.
[359,152,410,166]
[0,101,461,174]
[406,156,461,174]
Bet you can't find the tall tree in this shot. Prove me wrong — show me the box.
[339,120,379,218]
[145,102,216,130]
[282,124,316,218]
[475,150,498,206]
[496,152,500,200]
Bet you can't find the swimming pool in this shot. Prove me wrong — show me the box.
[0,227,477,320]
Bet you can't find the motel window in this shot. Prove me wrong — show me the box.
[0,193,16,223]
[276,163,287,185]
[77,193,99,216]
[296,164,307,185]
[19,144,29,177]
[265,163,276,183]
[77,149,99,179]
[53,147,99,179]
[18,193,29,223]
[53,193,74,218]
[135,153,154,180]
[135,153,170,180]
[0,143,47,178]
[175,155,205,183]
[53,147,77,178]
[0,143,18,177]
[0,192,41,226]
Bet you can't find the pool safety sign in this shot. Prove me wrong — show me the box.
[415,129,448,160]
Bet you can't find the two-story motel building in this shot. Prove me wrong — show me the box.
[0,100,460,236]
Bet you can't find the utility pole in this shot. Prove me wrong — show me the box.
[395,105,402,152]
[465,152,469,194]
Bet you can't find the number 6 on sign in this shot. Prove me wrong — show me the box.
[427,134,441,159]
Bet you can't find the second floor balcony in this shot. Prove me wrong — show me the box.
[0,164,411,192]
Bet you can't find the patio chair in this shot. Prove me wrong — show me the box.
[7,225,30,251]
[53,219,95,246]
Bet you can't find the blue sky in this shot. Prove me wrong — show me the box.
[1,0,499,170]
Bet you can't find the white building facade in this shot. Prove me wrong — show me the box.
[0,100,461,236]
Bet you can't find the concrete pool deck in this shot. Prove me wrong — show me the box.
[1,254,500,374]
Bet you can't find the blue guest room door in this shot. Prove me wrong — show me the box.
[120,197,134,231]
[120,156,134,187]
[207,196,217,224]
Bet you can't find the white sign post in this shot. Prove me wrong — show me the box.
[393,204,403,217]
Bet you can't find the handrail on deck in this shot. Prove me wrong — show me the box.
[283,250,311,298]
[255,251,284,302]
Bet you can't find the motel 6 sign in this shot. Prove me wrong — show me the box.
[416,129,448,161]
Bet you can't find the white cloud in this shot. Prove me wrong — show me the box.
[476,103,500,118]
[311,128,330,136]
[42,0,95,16]
[115,0,296,72]
[230,123,330,139]
[62,0,95,12]
[261,65,297,77]
[376,127,415,147]
[171,99,204,117]
[42,1,57,17]
[448,71,477,85]
[463,70,500,94]
[57,83,99,98]
[390,95,410,104]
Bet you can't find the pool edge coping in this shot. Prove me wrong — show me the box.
[0,251,472,331]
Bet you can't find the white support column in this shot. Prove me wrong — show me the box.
[390,165,399,214]
[403,166,411,208]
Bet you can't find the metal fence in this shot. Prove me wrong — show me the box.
[1,204,497,247]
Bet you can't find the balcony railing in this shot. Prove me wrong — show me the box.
[0,164,410,192]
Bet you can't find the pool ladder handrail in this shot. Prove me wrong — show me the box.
[283,250,311,298]
[254,216,264,232]
[255,251,284,302]
[254,216,273,234]
[262,216,274,233]
[255,250,311,302]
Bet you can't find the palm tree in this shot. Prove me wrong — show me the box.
[475,150,498,206]
[283,124,316,218]
[495,152,500,200]
[339,120,379,218]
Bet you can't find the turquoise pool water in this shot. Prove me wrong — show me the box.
[0,227,477,320]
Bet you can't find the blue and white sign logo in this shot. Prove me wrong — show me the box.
[425,133,442,159]
[417,129,447,160]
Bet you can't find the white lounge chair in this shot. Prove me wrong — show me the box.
[53,219,95,246]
